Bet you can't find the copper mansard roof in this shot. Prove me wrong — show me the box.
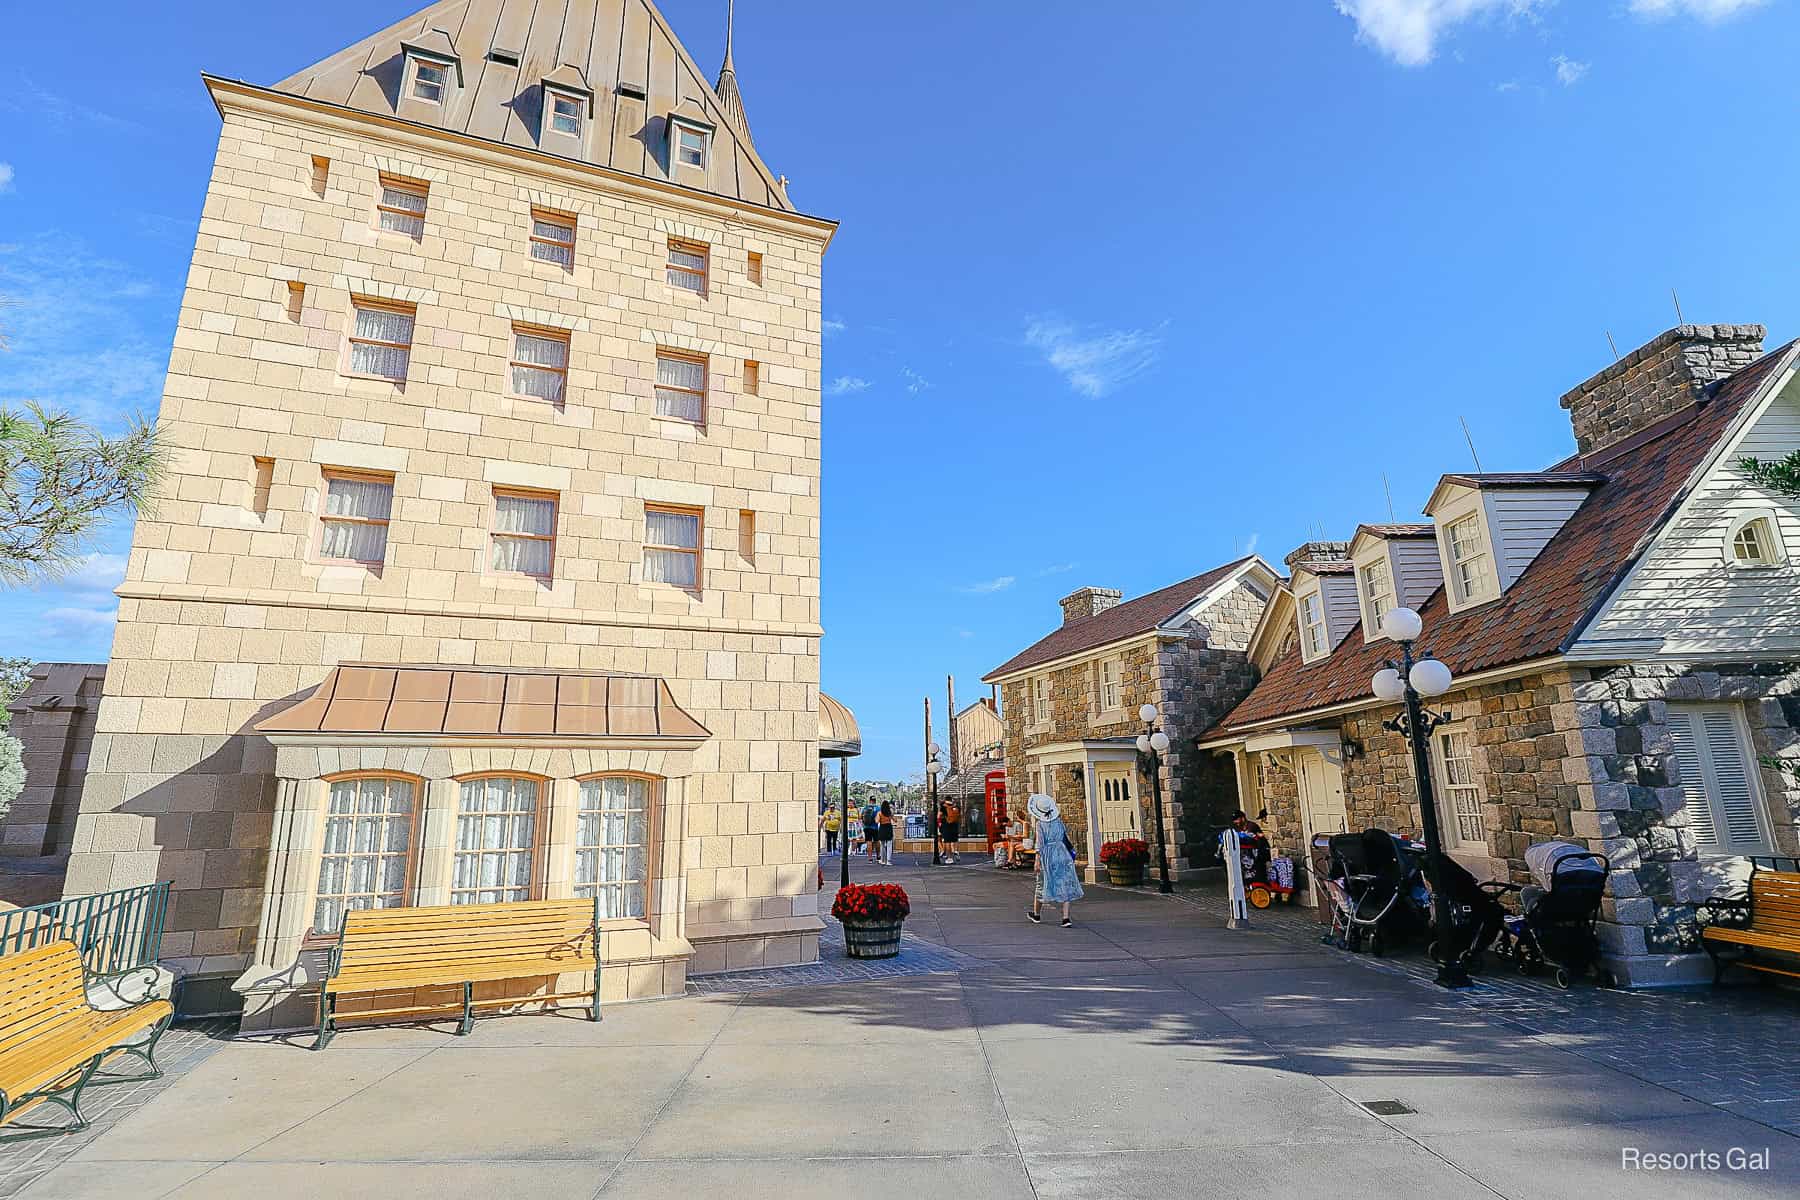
[271,0,795,213]
[256,665,710,740]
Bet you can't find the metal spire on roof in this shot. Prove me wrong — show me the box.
[714,0,753,140]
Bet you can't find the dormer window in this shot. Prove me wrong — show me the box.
[1358,557,1396,638]
[672,121,710,169]
[547,90,583,138]
[409,58,450,104]
[1445,514,1497,605]
[1727,512,1785,568]
[1299,591,1327,659]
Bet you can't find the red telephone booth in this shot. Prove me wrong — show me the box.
[984,770,1008,855]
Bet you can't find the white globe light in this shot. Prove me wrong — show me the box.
[928,742,941,757]
[1149,731,1170,753]
[1409,657,1454,698]
[1371,668,1405,703]
[1135,734,1152,755]
[1138,704,1158,723]
[1383,606,1423,643]
[925,760,941,775]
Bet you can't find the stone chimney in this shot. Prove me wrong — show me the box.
[1283,541,1350,573]
[1060,586,1122,625]
[1560,324,1764,456]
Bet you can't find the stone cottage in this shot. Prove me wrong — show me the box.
[1201,325,1800,985]
[56,0,836,1028]
[983,558,1279,881]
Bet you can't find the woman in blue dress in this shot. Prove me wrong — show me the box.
[1025,793,1084,927]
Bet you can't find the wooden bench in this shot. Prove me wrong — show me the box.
[1700,868,1800,983]
[316,898,602,1050]
[0,941,174,1138]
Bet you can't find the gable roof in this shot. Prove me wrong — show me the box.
[1209,346,1795,736]
[983,557,1263,682]
[272,0,794,212]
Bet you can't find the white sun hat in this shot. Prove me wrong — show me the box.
[1026,793,1058,822]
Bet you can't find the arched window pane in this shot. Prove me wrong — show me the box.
[314,777,414,932]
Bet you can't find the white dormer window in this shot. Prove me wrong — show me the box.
[548,90,583,138]
[1359,557,1396,638]
[1299,591,1327,659]
[1725,511,1784,568]
[675,124,708,169]
[409,57,450,104]
[1445,514,1497,605]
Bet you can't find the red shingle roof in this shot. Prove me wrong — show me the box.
[1209,347,1792,736]
[983,557,1257,681]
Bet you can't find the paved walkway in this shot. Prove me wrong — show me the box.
[14,857,1799,1199]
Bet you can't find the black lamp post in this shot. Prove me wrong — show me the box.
[1135,704,1174,895]
[926,743,943,865]
[1369,605,1471,990]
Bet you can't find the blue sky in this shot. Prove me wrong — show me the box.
[0,0,1791,777]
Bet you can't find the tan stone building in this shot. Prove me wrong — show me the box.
[983,560,1278,881]
[1203,326,1800,985]
[59,0,835,1027]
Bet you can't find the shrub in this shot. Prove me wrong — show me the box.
[831,882,910,923]
[1099,837,1151,867]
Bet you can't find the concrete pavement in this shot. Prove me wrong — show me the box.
[18,856,1799,1198]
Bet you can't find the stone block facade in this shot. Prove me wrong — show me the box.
[3,664,107,860]
[60,83,830,1019]
[1559,324,1765,455]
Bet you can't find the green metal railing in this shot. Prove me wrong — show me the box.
[0,881,170,978]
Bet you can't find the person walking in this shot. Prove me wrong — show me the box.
[939,797,962,864]
[877,800,895,865]
[861,801,880,862]
[1025,793,1084,927]
[821,803,840,855]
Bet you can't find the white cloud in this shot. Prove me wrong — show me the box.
[43,604,118,636]
[1629,0,1765,19]
[823,316,847,337]
[1037,562,1077,577]
[1552,54,1590,85]
[1334,0,1546,67]
[901,366,932,394]
[1495,79,1522,92]
[0,163,13,194]
[32,552,127,593]
[828,376,870,396]
[959,576,1016,595]
[1024,317,1162,398]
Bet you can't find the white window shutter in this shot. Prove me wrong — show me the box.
[1699,708,1766,851]
[1665,709,1721,850]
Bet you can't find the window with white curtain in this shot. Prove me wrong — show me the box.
[666,240,707,293]
[490,489,556,579]
[346,300,415,381]
[314,776,415,932]
[529,210,575,268]
[453,777,540,905]
[318,472,394,565]
[510,327,569,404]
[1446,515,1497,604]
[1360,557,1396,637]
[576,776,651,919]
[408,56,449,104]
[375,175,428,239]
[643,505,702,589]
[1430,727,1486,850]
[654,351,706,423]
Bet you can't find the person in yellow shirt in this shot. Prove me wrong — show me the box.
[821,803,841,855]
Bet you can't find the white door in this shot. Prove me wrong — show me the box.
[1095,765,1139,845]
[1293,749,1348,907]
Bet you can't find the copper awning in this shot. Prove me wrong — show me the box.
[255,665,710,741]
[818,692,861,759]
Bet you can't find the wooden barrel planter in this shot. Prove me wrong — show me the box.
[1099,839,1151,888]
[1106,863,1145,887]
[842,919,904,959]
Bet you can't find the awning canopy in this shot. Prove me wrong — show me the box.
[255,665,710,741]
[818,693,861,759]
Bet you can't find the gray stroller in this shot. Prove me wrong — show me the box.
[1495,840,1613,988]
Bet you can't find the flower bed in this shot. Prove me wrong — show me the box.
[1099,838,1150,867]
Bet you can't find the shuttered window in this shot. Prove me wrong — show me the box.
[1666,704,1772,855]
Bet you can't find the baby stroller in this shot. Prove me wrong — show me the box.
[1230,828,1295,908]
[1496,841,1613,988]
[1324,829,1429,955]
[1425,852,1508,974]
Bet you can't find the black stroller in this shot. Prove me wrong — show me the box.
[1426,852,1508,974]
[1324,829,1429,955]
[1495,840,1613,988]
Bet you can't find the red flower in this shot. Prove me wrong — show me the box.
[1099,838,1151,867]
[832,883,911,923]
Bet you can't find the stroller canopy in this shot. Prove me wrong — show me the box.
[1523,840,1605,891]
